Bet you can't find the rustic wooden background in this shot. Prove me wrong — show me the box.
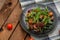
[0,0,30,40]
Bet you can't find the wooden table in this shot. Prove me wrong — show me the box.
[0,0,30,40]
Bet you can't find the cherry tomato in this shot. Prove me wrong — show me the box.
[49,11,53,16]
[29,19,33,24]
[29,37,34,40]
[7,23,13,30]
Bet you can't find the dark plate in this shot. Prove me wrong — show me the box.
[20,4,57,37]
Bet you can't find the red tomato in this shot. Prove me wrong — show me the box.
[49,11,53,16]
[7,23,13,30]
[29,37,34,40]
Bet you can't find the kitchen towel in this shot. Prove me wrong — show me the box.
[19,0,60,40]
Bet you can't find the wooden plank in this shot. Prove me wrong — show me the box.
[9,24,27,40]
[9,24,30,40]
[0,0,18,28]
[0,0,5,10]
[0,3,22,40]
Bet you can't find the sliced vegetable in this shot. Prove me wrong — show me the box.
[50,16,54,21]
[33,24,37,29]
[48,11,53,16]
[40,15,44,19]
[29,18,33,23]
[26,13,31,17]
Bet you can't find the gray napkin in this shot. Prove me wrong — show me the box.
[19,0,60,40]
[49,1,60,40]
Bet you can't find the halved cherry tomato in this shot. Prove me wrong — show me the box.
[29,19,33,24]
[48,11,53,16]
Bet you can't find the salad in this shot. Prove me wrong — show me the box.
[25,7,54,33]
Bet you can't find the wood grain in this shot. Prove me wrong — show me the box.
[0,0,30,40]
[0,0,5,10]
[9,24,30,40]
[0,0,18,28]
[0,2,22,40]
[9,24,27,40]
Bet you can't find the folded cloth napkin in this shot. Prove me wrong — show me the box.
[49,1,60,40]
[19,0,54,9]
[54,1,60,15]
[19,0,60,40]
